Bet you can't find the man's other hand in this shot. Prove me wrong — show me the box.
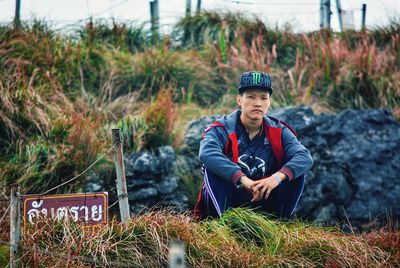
[250,176,280,202]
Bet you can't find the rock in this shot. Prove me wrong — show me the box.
[124,158,135,178]
[127,178,155,189]
[318,164,353,206]
[157,176,178,195]
[125,146,190,214]
[123,107,400,228]
[173,155,202,179]
[130,203,156,214]
[269,105,317,131]
[128,187,158,201]
[314,203,337,224]
[157,146,176,174]
[85,182,103,192]
[132,152,159,175]
[161,191,190,211]
[185,107,400,229]
[84,170,104,192]
[293,108,400,227]
[181,115,220,154]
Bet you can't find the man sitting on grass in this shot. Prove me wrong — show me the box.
[194,71,314,220]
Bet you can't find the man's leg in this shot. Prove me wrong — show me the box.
[202,168,238,218]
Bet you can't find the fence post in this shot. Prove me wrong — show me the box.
[361,4,367,31]
[196,0,201,15]
[112,129,130,224]
[150,0,160,42]
[335,0,343,32]
[10,183,20,268]
[185,0,191,17]
[14,0,21,29]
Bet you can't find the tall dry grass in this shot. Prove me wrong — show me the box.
[0,22,112,194]
[296,32,400,110]
[1,15,399,211]
[18,208,400,267]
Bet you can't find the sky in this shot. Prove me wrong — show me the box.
[0,0,399,33]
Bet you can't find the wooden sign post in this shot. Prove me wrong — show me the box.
[112,129,130,224]
[10,183,20,268]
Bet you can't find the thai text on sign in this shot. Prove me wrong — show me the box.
[23,192,108,228]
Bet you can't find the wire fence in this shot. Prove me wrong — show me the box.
[0,0,345,33]
[3,146,119,250]
[0,203,11,227]
[19,143,117,198]
[1,141,133,266]
[15,142,122,223]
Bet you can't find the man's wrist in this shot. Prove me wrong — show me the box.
[235,176,245,189]
[272,173,283,185]
[232,171,245,185]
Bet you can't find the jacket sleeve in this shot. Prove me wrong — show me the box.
[278,127,314,180]
[198,127,245,184]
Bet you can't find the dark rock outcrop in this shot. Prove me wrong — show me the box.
[272,107,400,228]
[124,146,189,214]
[182,106,400,228]
[121,115,219,215]
[91,106,399,229]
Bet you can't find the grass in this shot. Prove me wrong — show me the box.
[0,15,399,258]
[77,19,149,54]
[17,208,400,267]
[0,245,9,267]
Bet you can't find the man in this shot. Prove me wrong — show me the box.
[194,71,314,220]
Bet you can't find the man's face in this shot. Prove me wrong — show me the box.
[236,89,271,121]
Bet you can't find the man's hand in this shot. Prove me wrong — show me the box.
[250,174,283,202]
[239,176,257,193]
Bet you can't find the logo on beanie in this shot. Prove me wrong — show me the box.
[252,72,261,85]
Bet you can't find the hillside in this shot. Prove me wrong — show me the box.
[0,12,399,267]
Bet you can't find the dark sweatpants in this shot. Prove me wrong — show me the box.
[201,168,305,220]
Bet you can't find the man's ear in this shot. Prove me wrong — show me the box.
[236,95,241,106]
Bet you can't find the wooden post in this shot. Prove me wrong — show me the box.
[169,241,185,268]
[335,0,343,32]
[150,0,155,31]
[320,0,325,29]
[112,129,130,224]
[185,0,191,17]
[10,183,20,268]
[320,0,331,30]
[196,0,201,15]
[150,0,160,42]
[14,0,21,29]
[361,4,367,31]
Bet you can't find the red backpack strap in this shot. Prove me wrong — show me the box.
[279,120,297,137]
[201,121,239,164]
[228,133,239,164]
[264,120,297,170]
[264,123,285,169]
[201,121,224,139]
